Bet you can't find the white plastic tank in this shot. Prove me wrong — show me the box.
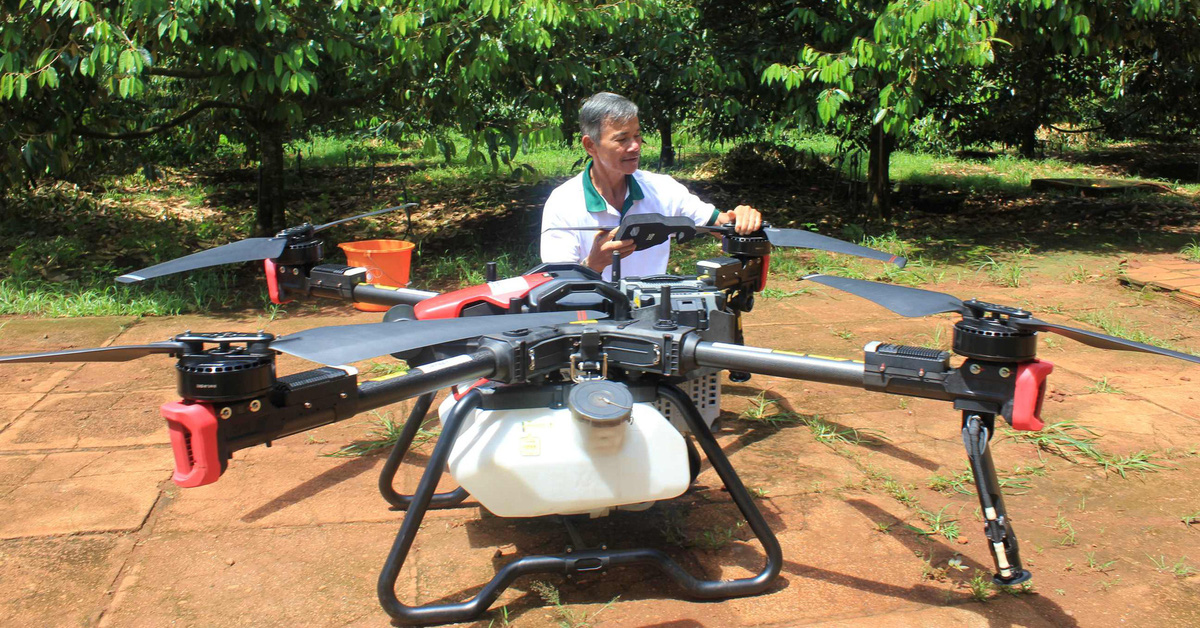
[438,383,691,518]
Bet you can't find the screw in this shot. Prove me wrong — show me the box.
[878,364,886,372]
[304,402,312,409]
[999,367,1013,378]
[292,268,300,275]
[338,392,347,399]
[969,364,983,375]
[249,399,262,412]
[219,407,233,419]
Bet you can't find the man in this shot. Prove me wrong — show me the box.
[540,92,762,280]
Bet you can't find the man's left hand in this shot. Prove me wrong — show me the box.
[719,205,762,234]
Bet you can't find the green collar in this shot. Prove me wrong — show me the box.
[583,160,643,215]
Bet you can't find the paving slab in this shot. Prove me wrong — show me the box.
[0,468,164,538]
[0,534,134,627]
[98,525,403,628]
[0,391,171,450]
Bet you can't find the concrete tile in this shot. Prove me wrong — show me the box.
[0,470,164,538]
[0,402,168,451]
[0,534,134,627]
[98,525,401,627]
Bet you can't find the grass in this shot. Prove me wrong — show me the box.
[1147,554,1197,578]
[325,410,437,457]
[927,467,1032,496]
[1087,376,1125,394]
[528,581,619,628]
[1181,240,1200,263]
[1005,420,1169,478]
[968,570,995,602]
[1183,511,1200,527]
[1086,551,1117,573]
[975,254,1027,288]
[905,505,961,541]
[1055,512,1078,547]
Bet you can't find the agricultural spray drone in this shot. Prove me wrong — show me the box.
[3,206,1197,625]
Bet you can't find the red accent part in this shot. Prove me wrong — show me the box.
[758,254,770,291]
[161,401,224,487]
[453,378,491,401]
[1011,360,1054,431]
[413,273,554,320]
[263,259,293,305]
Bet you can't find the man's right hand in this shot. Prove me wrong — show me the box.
[586,228,636,272]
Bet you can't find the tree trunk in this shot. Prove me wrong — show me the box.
[657,116,675,168]
[254,121,287,236]
[866,122,893,222]
[558,96,578,147]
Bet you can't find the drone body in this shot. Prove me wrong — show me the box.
[3,210,1197,625]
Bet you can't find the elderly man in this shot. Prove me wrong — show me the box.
[540,92,762,280]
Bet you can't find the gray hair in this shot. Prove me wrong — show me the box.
[579,92,638,141]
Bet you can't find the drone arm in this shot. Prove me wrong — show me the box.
[692,341,865,387]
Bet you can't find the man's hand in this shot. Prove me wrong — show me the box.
[586,227,636,272]
[717,205,763,234]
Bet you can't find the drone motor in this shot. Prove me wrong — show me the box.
[172,332,277,402]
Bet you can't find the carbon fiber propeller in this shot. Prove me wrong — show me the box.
[0,309,602,366]
[545,214,906,267]
[804,274,1200,364]
[117,203,418,283]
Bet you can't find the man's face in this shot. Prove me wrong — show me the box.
[584,116,642,176]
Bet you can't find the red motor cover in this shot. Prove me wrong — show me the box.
[414,273,554,320]
[1010,359,1054,431]
[161,401,224,487]
[264,259,293,305]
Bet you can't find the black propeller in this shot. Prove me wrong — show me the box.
[0,310,604,367]
[0,342,189,363]
[117,203,419,283]
[269,309,604,365]
[804,274,1200,364]
[545,214,906,267]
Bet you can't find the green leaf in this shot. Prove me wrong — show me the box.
[274,55,283,76]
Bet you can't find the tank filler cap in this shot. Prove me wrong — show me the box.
[568,381,633,428]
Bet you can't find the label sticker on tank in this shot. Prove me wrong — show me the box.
[518,435,541,456]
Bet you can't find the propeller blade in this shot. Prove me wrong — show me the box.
[804,274,966,318]
[269,310,605,365]
[314,203,419,233]
[117,237,289,283]
[1014,318,1200,364]
[0,342,188,364]
[764,228,907,268]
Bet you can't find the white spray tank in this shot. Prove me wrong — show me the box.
[440,381,691,518]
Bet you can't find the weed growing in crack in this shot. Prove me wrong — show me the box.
[1087,376,1124,394]
[1182,511,1200,527]
[968,570,995,602]
[325,410,436,457]
[1147,554,1197,578]
[528,581,619,628]
[1054,513,1078,547]
[1086,551,1117,573]
[906,505,961,541]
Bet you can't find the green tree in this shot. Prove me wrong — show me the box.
[0,0,639,233]
[762,0,1000,219]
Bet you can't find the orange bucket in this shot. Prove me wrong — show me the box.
[338,239,416,312]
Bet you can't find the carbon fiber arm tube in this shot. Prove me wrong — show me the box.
[693,341,866,388]
[350,284,439,308]
[356,350,497,412]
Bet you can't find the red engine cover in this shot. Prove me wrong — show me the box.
[414,273,554,320]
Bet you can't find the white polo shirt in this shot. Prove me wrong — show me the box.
[540,163,720,281]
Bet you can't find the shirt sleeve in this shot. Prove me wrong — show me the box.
[659,174,717,226]
[540,196,584,264]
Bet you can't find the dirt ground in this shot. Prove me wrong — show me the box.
[2,246,1200,627]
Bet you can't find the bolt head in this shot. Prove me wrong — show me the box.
[219,407,233,419]
[969,364,983,375]
[249,399,262,412]
[999,367,1013,378]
